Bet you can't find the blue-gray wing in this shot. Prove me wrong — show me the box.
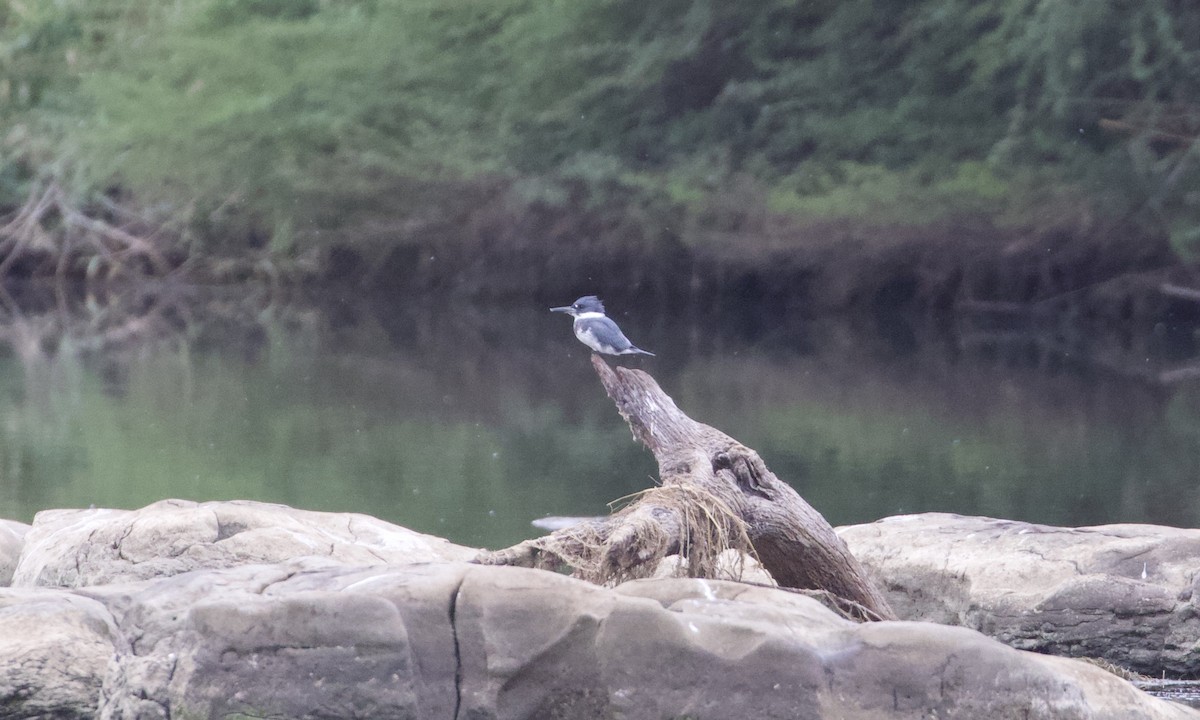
[591,317,633,348]
[576,316,634,353]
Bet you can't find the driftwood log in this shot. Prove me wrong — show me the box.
[476,355,895,621]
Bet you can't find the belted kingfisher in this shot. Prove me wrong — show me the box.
[550,296,655,356]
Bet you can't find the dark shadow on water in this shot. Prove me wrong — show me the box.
[0,280,1198,549]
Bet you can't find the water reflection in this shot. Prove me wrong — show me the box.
[0,282,1197,548]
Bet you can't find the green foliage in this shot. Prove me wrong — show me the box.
[71,0,495,248]
[1,0,1197,251]
[0,2,76,204]
[763,161,1025,224]
[0,2,81,114]
[204,0,323,27]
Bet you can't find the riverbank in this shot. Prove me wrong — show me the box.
[320,192,1195,326]
[8,179,1196,334]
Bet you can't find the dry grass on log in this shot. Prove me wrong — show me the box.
[477,484,759,587]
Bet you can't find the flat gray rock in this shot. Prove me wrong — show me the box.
[12,499,476,588]
[76,564,1200,719]
[0,519,30,586]
[840,513,1200,676]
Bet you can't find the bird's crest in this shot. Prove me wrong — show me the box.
[574,295,605,313]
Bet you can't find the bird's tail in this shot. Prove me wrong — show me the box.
[628,347,656,357]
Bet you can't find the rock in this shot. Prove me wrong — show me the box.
[82,558,466,719]
[12,499,476,588]
[652,548,777,586]
[464,573,1197,720]
[0,519,30,586]
[0,588,123,719]
[839,513,1200,677]
[4,503,1196,718]
[83,562,1200,719]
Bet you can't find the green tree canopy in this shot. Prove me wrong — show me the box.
[2,0,1197,250]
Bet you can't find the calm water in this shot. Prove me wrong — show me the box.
[1,284,1198,549]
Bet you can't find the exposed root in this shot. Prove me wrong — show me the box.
[0,180,170,279]
[0,180,320,285]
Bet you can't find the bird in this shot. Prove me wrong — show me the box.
[550,295,655,356]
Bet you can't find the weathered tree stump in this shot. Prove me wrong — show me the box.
[476,354,896,621]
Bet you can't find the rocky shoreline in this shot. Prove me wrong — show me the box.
[2,499,1197,719]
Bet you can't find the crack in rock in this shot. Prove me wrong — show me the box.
[449,576,464,720]
[112,523,136,563]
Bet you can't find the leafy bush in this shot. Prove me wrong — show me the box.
[1,0,1196,253]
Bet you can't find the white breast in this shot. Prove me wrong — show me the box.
[574,325,607,353]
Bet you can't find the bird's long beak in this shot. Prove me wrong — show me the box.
[550,306,573,314]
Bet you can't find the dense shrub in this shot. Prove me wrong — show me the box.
[1,0,1197,252]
